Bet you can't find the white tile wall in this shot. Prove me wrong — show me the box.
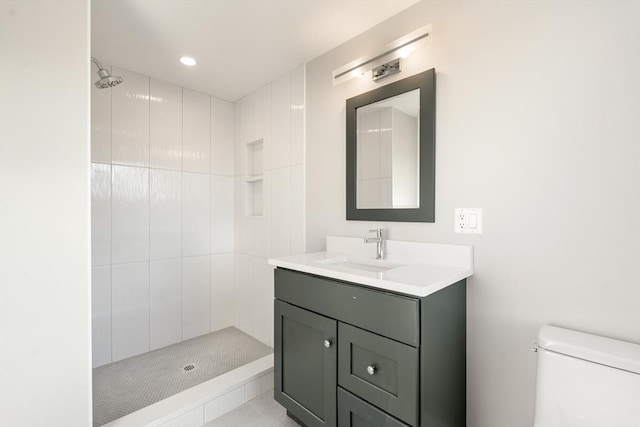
[270,73,291,170]
[244,371,274,401]
[210,253,236,331]
[91,66,240,366]
[253,215,270,258]
[253,258,275,347]
[112,261,150,361]
[203,386,245,423]
[157,369,275,427]
[360,179,381,209]
[111,165,149,264]
[183,89,211,173]
[253,171,271,259]
[91,266,111,367]
[240,92,256,146]
[233,67,305,347]
[380,108,392,178]
[359,110,381,180]
[183,172,210,256]
[235,254,255,336]
[290,64,305,166]
[91,64,305,366]
[256,85,272,171]
[91,69,111,163]
[233,175,242,252]
[289,164,304,256]
[381,177,393,208]
[150,79,182,170]
[270,167,290,258]
[211,175,234,254]
[91,163,111,266]
[111,68,150,167]
[182,255,211,340]
[150,169,182,260]
[239,214,254,256]
[150,258,183,350]
[160,407,204,427]
[211,98,235,176]
[233,102,244,176]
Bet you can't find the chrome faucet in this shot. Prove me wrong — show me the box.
[364,228,385,260]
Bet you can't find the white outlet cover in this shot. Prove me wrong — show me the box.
[454,208,483,234]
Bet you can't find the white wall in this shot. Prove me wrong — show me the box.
[0,1,92,425]
[91,67,236,367]
[234,65,305,347]
[305,2,640,426]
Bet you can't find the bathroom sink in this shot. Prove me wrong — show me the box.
[315,256,403,273]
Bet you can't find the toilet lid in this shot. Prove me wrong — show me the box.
[538,325,640,374]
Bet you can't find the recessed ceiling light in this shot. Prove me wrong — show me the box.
[179,56,197,66]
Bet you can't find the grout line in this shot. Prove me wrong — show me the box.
[148,74,152,353]
[181,86,184,343]
[92,160,228,177]
[109,71,114,365]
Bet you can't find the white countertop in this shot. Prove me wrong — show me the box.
[268,236,474,297]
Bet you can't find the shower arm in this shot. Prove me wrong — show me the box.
[90,57,103,69]
[91,57,110,78]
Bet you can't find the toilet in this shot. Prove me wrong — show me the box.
[533,325,640,427]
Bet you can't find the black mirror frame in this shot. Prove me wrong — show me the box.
[346,68,436,222]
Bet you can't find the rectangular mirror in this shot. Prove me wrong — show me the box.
[346,68,435,222]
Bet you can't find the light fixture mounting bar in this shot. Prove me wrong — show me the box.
[332,25,430,85]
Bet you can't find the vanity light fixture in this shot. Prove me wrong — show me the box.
[179,56,197,66]
[397,45,413,59]
[332,25,430,86]
[350,68,365,78]
[371,58,401,81]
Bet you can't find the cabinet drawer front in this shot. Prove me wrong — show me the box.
[338,323,418,426]
[275,300,337,427]
[275,268,419,347]
[338,388,411,427]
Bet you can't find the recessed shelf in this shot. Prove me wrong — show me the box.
[246,138,264,216]
[247,139,264,176]
[246,180,263,217]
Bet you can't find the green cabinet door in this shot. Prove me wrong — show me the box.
[275,300,338,427]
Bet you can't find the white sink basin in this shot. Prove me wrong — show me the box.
[315,256,403,273]
[269,236,474,297]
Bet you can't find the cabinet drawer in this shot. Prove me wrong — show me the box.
[338,388,410,427]
[275,268,419,346]
[338,323,418,426]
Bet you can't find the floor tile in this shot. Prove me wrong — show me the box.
[203,391,299,427]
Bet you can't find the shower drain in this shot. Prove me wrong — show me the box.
[181,363,198,373]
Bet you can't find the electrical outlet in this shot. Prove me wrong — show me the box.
[454,208,483,234]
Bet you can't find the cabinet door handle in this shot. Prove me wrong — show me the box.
[366,364,377,375]
[323,339,333,349]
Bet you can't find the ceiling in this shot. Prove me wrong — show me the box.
[91,0,419,102]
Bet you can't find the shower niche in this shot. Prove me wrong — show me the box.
[246,138,264,216]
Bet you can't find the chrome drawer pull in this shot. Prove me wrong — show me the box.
[324,339,333,349]
[366,365,377,375]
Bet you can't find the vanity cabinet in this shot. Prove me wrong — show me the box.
[274,268,466,427]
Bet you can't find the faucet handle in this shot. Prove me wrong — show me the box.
[369,228,383,237]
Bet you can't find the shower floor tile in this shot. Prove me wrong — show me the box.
[93,327,272,427]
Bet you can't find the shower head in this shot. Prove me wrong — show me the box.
[91,57,123,89]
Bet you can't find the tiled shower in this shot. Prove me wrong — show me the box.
[90,64,304,368]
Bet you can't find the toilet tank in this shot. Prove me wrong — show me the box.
[533,325,640,427]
